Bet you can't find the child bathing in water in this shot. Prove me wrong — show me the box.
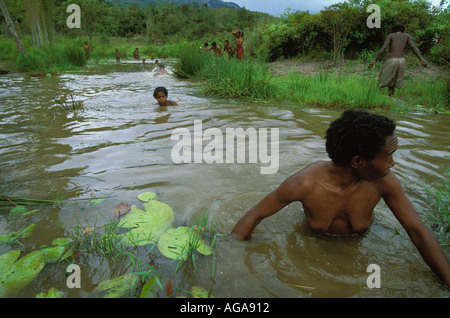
[153,87,178,106]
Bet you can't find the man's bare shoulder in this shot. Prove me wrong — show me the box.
[281,161,329,194]
[374,171,403,196]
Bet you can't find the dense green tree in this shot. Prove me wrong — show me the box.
[0,0,27,57]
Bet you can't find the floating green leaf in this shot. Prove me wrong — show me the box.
[191,286,214,298]
[94,273,139,298]
[86,198,106,206]
[137,192,157,202]
[117,200,174,246]
[0,250,46,297]
[9,205,27,216]
[0,224,36,243]
[36,287,64,298]
[41,238,76,263]
[158,226,212,260]
[140,276,160,298]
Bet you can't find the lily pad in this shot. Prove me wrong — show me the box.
[117,200,174,246]
[36,287,64,298]
[41,238,76,263]
[0,224,36,243]
[158,226,213,260]
[140,276,161,298]
[137,192,157,202]
[0,250,46,297]
[191,286,214,298]
[94,273,139,298]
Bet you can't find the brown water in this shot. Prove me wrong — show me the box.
[0,61,449,298]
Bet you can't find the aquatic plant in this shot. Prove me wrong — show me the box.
[0,237,76,297]
[0,194,59,207]
[424,169,450,245]
[62,44,87,67]
[0,250,46,297]
[117,200,175,247]
[53,94,83,113]
[69,191,218,298]
[93,273,140,298]
[0,224,35,243]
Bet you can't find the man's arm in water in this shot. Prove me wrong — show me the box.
[381,173,450,288]
[231,171,310,240]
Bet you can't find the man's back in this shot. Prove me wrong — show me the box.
[385,32,412,59]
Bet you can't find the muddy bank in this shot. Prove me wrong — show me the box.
[268,58,448,79]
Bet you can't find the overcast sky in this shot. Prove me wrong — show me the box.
[230,0,445,16]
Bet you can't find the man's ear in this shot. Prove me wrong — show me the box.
[350,155,364,168]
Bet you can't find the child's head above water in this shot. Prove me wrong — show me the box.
[153,86,178,107]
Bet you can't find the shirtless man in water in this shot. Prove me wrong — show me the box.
[231,110,450,288]
[369,25,427,96]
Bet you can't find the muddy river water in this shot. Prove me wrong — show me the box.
[0,61,449,298]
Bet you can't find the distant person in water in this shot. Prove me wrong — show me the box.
[134,48,140,60]
[153,86,178,106]
[83,41,90,60]
[369,24,427,97]
[154,65,168,77]
[231,109,450,288]
[232,30,244,60]
[115,48,120,63]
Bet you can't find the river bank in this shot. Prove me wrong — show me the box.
[1,50,448,114]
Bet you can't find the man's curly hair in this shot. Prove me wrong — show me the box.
[325,110,396,165]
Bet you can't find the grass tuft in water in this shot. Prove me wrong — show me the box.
[424,169,450,245]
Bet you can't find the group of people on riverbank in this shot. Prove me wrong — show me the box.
[201,30,244,60]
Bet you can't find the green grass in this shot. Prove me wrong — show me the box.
[175,47,397,109]
[273,69,395,110]
[395,74,449,113]
[424,169,450,245]
[175,46,276,100]
[174,46,448,112]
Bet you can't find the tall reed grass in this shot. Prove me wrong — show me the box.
[424,169,450,245]
[273,69,395,109]
[175,46,275,99]
[174,46,398,109]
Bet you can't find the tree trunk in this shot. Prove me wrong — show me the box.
[0,0,28,57]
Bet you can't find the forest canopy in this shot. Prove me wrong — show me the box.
[0,0,448,65]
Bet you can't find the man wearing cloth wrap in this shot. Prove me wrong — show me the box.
[232,30,244,60]
[369,25,427,96]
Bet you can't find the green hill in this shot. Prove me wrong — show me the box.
[106,0,241,10]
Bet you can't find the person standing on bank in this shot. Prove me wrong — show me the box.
[369,25,427,97]
[232,30,244,60]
